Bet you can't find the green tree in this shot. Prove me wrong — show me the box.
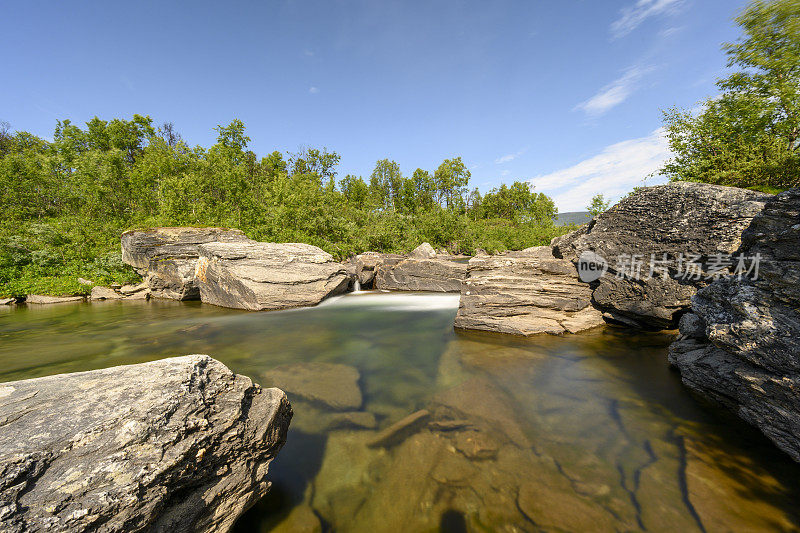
[587,194,611,216]
[661,0,800,190]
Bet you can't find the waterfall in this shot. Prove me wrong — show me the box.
[353,279,362,292]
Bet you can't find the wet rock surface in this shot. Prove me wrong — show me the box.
[195,241,349,311]
[454,246,604,335]
[0,355,292,533]
[670,188,800,462]
[121,227,249,301]
[553,182,771,329]
[262,362,362,411]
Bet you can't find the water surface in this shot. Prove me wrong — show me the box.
[1,294,799,532]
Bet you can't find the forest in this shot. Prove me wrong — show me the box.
[0,117,565,296]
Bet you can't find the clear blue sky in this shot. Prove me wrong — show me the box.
[3,0,749,211]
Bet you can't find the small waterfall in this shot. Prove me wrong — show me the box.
[353,279,362,292]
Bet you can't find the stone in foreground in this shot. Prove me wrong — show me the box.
[0,355,292,532]
[121,227,250,300]
[552,182,770,329]
[669,188,800,462]
[454,247,604,335]
[195,241,349,310]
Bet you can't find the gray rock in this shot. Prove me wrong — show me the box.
[121,227,250,301]
[262,362,362,411]
[454,247,604,336]
[669,188,800,462]
[25,295,84,305]
[119,282,148,295]
[409,242,436,259]
[552,182,771,329]
[0,355,292,532]
[0,298,15,305]
[195,242,349,310]
[345,252,404,289]
[90,286,123,300]
[375,257,467,292]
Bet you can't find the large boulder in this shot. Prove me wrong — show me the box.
[194,242,349,311]
[454,246,604,335]
[552,183,771,329]
[121,227,250,300]
[375,245,467,293]
[669,188,800,462]
[345,252,405,290]
[0,355,292,532]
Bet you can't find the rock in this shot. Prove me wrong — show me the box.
[90,286,123,300]
[121,227,250,301]
[323,411,378,431]
[270,504,322,533]
[25,295,83,305]
[670,188,800,462]
[77,278,94,286]
[262,362,362,411]
[375,257,467,292]
[119,282,148,295]
[454,247,604,336]
[0,298,15,305]
[409,242,436,259]
[0,355,292,533]
[367,409,431,448]
[346,252,404,289]
[195,242,349,310]
[552,182,771,329]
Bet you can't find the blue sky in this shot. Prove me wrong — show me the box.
[3,0,748,211]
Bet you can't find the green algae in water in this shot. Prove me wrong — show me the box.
[1,293,799,531]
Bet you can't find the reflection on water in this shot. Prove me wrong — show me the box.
[1,294,799,532]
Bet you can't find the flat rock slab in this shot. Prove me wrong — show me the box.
[0,355,292,532]
[262,362,362,411]
[25,295,84,305]
[454,247,604,336]
[195,242,349,311]
[375,258,467,292]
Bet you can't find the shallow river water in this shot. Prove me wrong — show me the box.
[1,293,799,532]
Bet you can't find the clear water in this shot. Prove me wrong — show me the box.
[1,294,799,532]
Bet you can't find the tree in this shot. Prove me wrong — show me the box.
[369,159,403,209]
[660,0,800,191]
[433,157,470,209]
[587,194,611,216]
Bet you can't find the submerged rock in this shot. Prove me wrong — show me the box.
[195,242,349,310]
[25,295,83,304]
[553,182,770,330]
[454,246,604,336]
[670,188,800,462]
[0,355,292,532]
[121,227,250,301]
[262,362,362,411]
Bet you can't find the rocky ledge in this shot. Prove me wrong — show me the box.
[553,182,771,330]
[121,227,250,300]
[454,246,604,335]
[0,355,292,532]
[374,243,468,293]
[195,241,349,311]
[669,188,800,462]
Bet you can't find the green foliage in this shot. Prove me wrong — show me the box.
[661,0,800,190]
[587,194,611,216]
[0,115,567,296]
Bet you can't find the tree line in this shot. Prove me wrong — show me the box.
[0,117,564,296]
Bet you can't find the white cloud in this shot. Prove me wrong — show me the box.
[528,128,671,212]
[575,66,652,116]
[495,148,527,164]
[501,169,511,176]
[611,0,683,39]
[309,86,319,94]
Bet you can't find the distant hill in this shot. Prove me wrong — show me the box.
[555,211,592,226]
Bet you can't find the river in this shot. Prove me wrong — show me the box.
[1,293,798,532]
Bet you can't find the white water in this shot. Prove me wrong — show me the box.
[318,290,461,311]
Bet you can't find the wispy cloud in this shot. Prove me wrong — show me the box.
[610,0,683,39]
[500,169,511,177]
[495,148,527,164]
[309,86,320,94]
[575,66,652,116]
[528,128,671,211]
